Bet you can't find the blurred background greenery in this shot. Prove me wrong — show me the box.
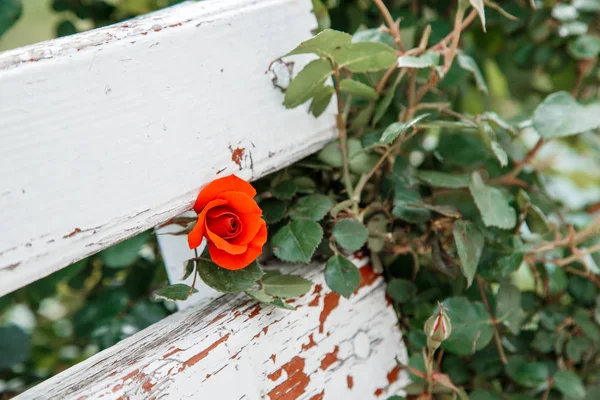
[1,0,599,398]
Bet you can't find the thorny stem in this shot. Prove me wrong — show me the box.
[332,65,356,209]
[372,0,404,51]
[477,277,508,365]
[444,6,466,73]
[188,247,200,298]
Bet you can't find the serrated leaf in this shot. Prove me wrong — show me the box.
[469,172,516,229]
[481,112,517,135]
[283,59,333,109]
[568,34,600,60]
[260,198,286,224]
[182,259,195,280]
[332,218,369,251]
[288,194,333,221]
[416,170,470,188]
[285,29,352,58]
[245,289,296,310]
[271,180,298,200]
[262,274,312,298]
[309,85,334,117]
[387,279,417,303]
[533,91,600,139]
[339,79,378,100]
[373,74,400,124]
[506,356,549,388]
[380,114,429,144]
[336,42,397,72]
[553,370,586,399]
[495,282,524,334]
[457,53,488,94]
[155,284,198,301]
[453,220,483,287]
[325,255,361,298]
[272,220,323,263]
[197,258,264,293]
[490,141,508,167]
[397,51,440,68]
[470,0,486,31]
[441,297,494,355]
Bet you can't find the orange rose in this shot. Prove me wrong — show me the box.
[188,174,267,270]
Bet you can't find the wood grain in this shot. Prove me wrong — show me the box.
[16,261,408,400]
[0,0,336,296]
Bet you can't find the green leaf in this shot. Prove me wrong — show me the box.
[533,91,600,139]
[271,180,298,200]
[553,370,586,399]
[495,282,524,334]
[283,59,333,108]
[262,273,312,298]
[285,29,352,58]
[456,53,488,94]
[272,220,323,263]
[99,231,151,268]
[155,284,198,301]
[453,220,484,287]
[336,42,397,72]
[469,172,517,229]
[317,138,362,167]
[380,114,429,144]
[566,336,591,362]
[441,297,494,355]
[325,255,361,298]
[552,3,578,21]
[397,52,439,68]
[332,218,369,251]
[469,0,486,31]
[0,325,30,369]
[416,170,470,188]
[260,198,287,224]
[182,259,195,280]
[311,0,330,33]
[288,194,333,221]
[197,258,264,293]
[340,79,378,100]
[309,85,334,117]
[387,279,417,303]
[353,28,396,47]
[246,289,296,310]
[506,356,549,388]
[373,74,400,124]
[568,34,600,59]
[56,20,77,37]
[0,0,22,38]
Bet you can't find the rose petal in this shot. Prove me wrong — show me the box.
[208,221,267,270]
[187,198,227,249]
[206,225,248,255]
[193,175,256,213]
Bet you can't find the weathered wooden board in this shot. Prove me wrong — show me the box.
[16,261,409,399]
[0,0,336,296]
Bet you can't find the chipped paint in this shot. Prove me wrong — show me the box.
[347,375,354,389]
[318,292,340,333]
[309,390,325,400]
[179,333,230,371]
[320,345,339,370]
[229,146,245,169]
[358,264,378,288]
[267,356,309,399]
[301,333,317,352]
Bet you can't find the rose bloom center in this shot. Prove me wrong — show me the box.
[206,207,243,239]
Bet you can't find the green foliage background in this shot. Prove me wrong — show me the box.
[1,0,600,398]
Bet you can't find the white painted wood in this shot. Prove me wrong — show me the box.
[0,0,337,296]
[16,261,409,400]
[156,211,219,309]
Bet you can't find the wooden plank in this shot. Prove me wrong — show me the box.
[16,261,408,400]
[0,0,336,296]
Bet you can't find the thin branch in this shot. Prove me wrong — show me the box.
[373,0,404,51]
[429,9,478,51]
[477,277,508,365]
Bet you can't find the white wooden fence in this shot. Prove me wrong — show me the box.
[0,0,408,398]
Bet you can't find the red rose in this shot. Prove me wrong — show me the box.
[188,175,267,270]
